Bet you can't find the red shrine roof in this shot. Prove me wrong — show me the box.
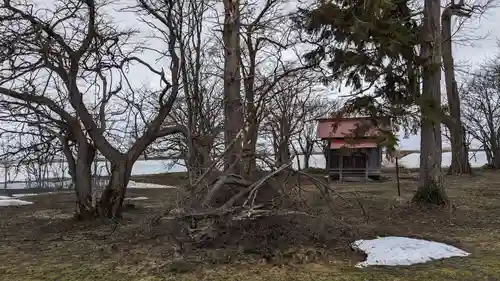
[329,139,378,149]
[316,117,390,149]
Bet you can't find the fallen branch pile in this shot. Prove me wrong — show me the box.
[150,161,366,262]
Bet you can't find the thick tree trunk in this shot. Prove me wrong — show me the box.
[274,138,291,167]
[60,133,96,219]
[441,7,471,175]
[413,0,448,205]
[223,0,244,174]
[98,161,131,218]
[303,153,310,170]
[74,141,96,218]
[241,33,259,178]
[495,150,500,169]
[274,116,292,167]
[186,137,211,183]
[303,140,315,170]
[489,135,500,168]
[485,146,493,167]
[482,144,500,168]
[243,124,258,177]
[276,142,291,167]
[447,124,471,174]
[493,147,500,169]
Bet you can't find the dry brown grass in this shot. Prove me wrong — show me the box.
[0,171,499,281]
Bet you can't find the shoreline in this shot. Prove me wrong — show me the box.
[0,165,491,191]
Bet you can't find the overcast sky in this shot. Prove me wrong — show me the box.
[392,6,500,149]
[4,1,498,154]
[116,2,500,150]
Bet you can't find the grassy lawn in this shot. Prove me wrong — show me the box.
[1,170,500,281]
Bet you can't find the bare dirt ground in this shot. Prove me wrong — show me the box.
[1,170,500,281]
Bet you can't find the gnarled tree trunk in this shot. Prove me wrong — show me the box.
[441,5,471,175]
[186,136,212,184]
[74,140,96,218]
[413,0,448,205]
[243,123,259,177]
[98,161,131,218]
[60,132,96,219]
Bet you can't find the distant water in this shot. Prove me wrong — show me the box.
[0,160,186,189]
[393,151,488,169]
[297,151,489,170]
[0,151,489,189]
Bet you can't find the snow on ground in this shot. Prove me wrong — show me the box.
[12,193,39,197]
[0,198,33,206]
[0,196,13,200]
[352,236,470,267]
[127,181,177,189]
[126,196,149,201]
[11,192,67,197]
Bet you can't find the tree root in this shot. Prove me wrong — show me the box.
[412,181,449,206]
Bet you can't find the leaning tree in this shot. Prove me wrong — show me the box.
[0,94,97,213]
[440,0,494,175]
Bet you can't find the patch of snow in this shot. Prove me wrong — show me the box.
[12,192,65,197]
[352,236,470,267]
[11,191,67,197]
[0,195,13,200]
[12,193,39,197]
[127,180,177,189]
[126,196,149,201]
[0,199,33,206]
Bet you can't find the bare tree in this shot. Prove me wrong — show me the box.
[0,94,98,214]
[462,58,500,168]
[238,0,316,176]
[0,130,56,190]
[0,0,185,218]
[294,96,340,170]
[261,73,319,167]
[133,0,225,186]
[144,2,370,257]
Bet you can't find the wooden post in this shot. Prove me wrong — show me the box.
[325,140,332,189]
[339,152,343,182]
[365,151,369,181]
[38,163,43,189]
[325,140,331,194]
[396,157,401,197]
[27,164,32,189]
[60,163,64,189]
[3,164,8,190]
[325,140,331,178]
